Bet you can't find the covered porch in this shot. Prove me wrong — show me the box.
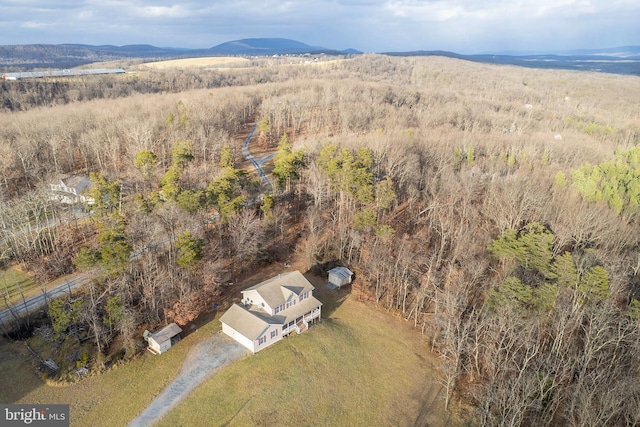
[282,306,321,336]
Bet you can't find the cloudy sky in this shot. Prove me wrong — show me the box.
[1,0,638,53]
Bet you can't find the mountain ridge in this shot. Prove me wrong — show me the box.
[1,38,638,76]
[0,38,361,70]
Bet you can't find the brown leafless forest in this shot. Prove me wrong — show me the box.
[2,54,640,426]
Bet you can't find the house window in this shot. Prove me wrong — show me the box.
[300,292,307,301]
[258,336,266,345]
[271,329,278,339]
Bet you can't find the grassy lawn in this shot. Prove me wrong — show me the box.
[0,264,39,308]
[157,293,459,427]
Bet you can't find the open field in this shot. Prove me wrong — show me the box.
[140,56,250,69]
[1,270,460,427]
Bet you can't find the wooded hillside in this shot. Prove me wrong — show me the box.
[2,54,640,426]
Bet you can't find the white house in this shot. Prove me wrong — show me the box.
[50,174,94,205]
[220,271,322,353]
[144,323,183,355]
[327,266,353,289]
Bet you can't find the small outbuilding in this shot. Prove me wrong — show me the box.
[327,267,353,289]
[144,323,183,355]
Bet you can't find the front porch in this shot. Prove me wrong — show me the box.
[282,307,321,336]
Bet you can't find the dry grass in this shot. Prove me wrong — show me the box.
[0,264,39,308]
[0,337,44,403]
[11,311,222,426]
[139,57,250,70]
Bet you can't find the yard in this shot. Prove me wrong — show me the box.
[0,269,465,427]
[157,278,463,427]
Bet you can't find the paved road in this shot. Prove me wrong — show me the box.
[128,333,248,427]
[242,124,275,190]
[0,273,90,325]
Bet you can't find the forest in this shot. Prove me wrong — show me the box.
[1,54,640,426]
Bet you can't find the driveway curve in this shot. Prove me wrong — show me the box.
[128,333,248,427]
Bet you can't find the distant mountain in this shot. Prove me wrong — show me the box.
[209,38,320,54]
[207,38,355,55]
[0,38,358,70]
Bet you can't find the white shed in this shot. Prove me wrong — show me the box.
[144,323,183,355]
[328,267,353,289]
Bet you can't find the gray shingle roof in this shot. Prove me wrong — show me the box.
[150,323,182,344]
[220,304,270,340]
[220,295,322,341]
[242,270,315,308]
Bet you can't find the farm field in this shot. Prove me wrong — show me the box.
[140,56,250,69]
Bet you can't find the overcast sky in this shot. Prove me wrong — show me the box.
[1,0,638,53]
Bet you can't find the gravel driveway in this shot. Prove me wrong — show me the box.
[128,333,248,427]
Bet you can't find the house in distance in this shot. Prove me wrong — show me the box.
[49,174,94,205]
[220,271,322,353]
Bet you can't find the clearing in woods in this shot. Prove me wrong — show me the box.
[2,254,464,426]
[155,272,463,427]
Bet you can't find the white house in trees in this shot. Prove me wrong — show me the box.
[220,271,322,353]
[49,174,94,205]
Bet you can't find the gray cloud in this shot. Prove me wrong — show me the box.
[0,0,637,52]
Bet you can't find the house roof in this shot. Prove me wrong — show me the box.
[328,267,353,280]
[61,174,91,189]
[220,295,323,341]
[280,295,322,324]
[220,304,271,340]
[149,323,182,344]
[242,270,315,308]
